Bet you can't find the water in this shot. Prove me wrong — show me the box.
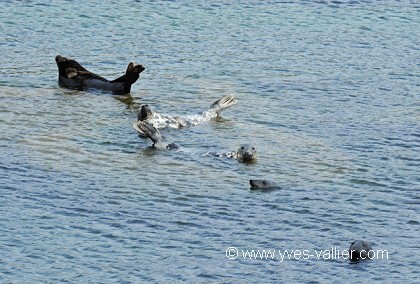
[1,0,419,283]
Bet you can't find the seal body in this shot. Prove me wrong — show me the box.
[205,144,257,163]
[135,121,253,157]
[55,55,145,94]
[133,95,238,132]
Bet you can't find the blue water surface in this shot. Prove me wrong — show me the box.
[0,1,419,283]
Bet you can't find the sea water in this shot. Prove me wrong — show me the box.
[0,1,419,283]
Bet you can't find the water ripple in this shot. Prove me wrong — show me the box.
[1,1,419,283]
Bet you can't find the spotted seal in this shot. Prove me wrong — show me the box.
[55,55,145,94]
[133,95,238,133]
[249,179,279,190]
[349,240,374,261]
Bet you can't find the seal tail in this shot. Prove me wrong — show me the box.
[209,95,238,116]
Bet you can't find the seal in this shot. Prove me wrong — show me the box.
[133,95,238,133]
[249,179,279,190]
[136,120,256,163]
[349,240,374,261]
[55,55,145,94]
[225,144,257,163]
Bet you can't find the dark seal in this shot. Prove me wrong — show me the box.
[349,240,374,261]
[55,55,145,94]
[249,179,279,191]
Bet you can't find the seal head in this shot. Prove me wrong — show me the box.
[349,240,374,261]
[249,179,279,191]
[237,144,256,162]
[138,104,153,122]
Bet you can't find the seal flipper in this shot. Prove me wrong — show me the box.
[133,104,153,136]
[135,121,178,150]
[133,122,147,136]
[111,62,145,93]
[66,68,79,79]
[210,95,238,116]
[112,62,145,94]
[136,121,164,147]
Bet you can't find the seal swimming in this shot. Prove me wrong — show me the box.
[55,55,145,94]
[249,179,279,190]
[133,94,238,133]
[224,144,257,163]
[349,240,374,261]
[136,120,256,163]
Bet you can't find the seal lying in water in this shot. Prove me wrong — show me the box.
[349,240,374,261]
[133,95,238,132]
[136,121,256,162]
[55,55,145,94]
[249,179,279,191]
